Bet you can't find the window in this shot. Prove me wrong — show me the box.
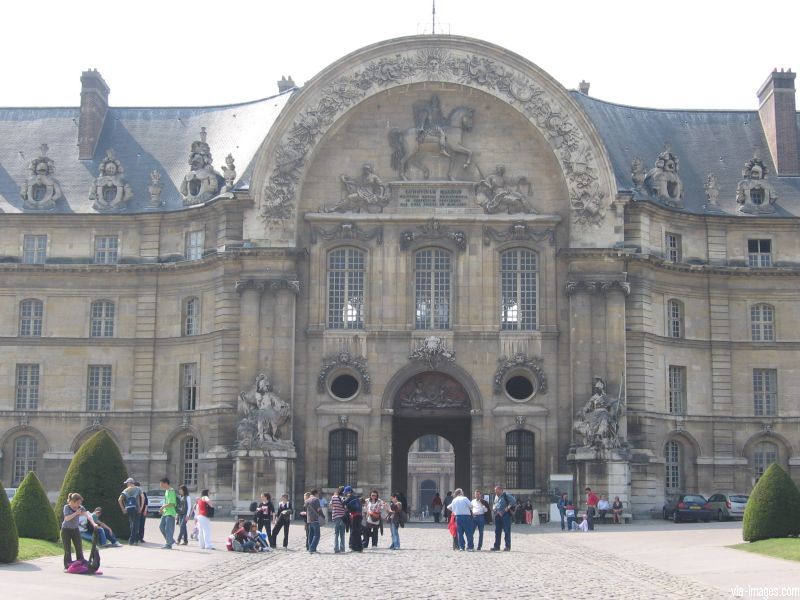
[754,441,777,482]
[748,239,772,267]
[22,234,47,264]
[668,366,685,414]
[328,429,358,488]
[418,435,440,452]
[94,236,119,264]
[505,429,534,488]
[665,440,681,492]
[665,232,682,263]
[90,300,115,337]
[500,249,537,330]
[183,297,200,336]
[753,369,777,416]
[13,436,37,485]
[181,436,199,487]
[15,364,40,410]
[181,363,198,411]
[667,299,683,339]
[19,299,43,336]
[327,248,365,329]
[750,304,774,341]
[185,230,205,261]
[415,248,451,329]
[87,365,112,411]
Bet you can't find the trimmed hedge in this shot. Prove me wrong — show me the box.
[55,430,130,539]
[0,479,20,563]
[743,463,800,542]
[11,471,59,541]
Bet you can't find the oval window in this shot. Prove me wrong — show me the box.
[505,375,535,402]
[330,373,360,401]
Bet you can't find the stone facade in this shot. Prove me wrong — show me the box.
[0,36,798,516]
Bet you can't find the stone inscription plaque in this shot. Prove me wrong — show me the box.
[392,182,473,209]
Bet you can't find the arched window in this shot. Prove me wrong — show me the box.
[183,297,200,336]
[751,303,774,341]
[500,249,537,330]
[13,436,37,485]
[181,436,199,488]
[328,429,358,488]
[505,429,534,488]
[753,441,778,482]
[419,479,437,511]
[19,299,43,337]
[665,440,681,493]
[90,300,115,337]
[667,299,683,338]
[327,248,365,329]
[415,248,451,329]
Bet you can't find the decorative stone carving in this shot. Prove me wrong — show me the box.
[89,149,133,211]
[180,127,224,206]
[573,377,624,449]
[221,153,236,192]
[631,157,645,190]
[643,145,684,208]
[147,170,164,208]
[736,156,777,214]
[269,279,301,295]
[237,374,291,449]
[703,173,723,212]
[310,222,383,245]
[399,219,466,251]
[397,372,469,410]
[21,144,62,210]
[409,336,455,368]
[324,163,389,213]
[482,222,555,246]
[234,279,299,295]
[389,95,475,181]
[338,415,349,426]
[476,165,535,214]
[235,279,267,294]
[515,416,527,426]
[261,47,607,225]
[599,281,631,296]
[493,353,547,396]
[317,351,371,394]
[564,280,629,296]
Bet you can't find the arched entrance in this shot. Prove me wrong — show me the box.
[391,372,471,500]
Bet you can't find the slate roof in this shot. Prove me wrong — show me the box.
[0,90,294,213]
[572,92,800,217]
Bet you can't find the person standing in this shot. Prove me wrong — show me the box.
[343,486,363,552]
[448,488,474,551]
[431,492,443,523]
[136,482,148,543]
[196,489,215,550]
[158,478,178,549]
[62,492,93,570]
[470,489,490,550]
[386,492,403,550]
[557,492,569,531]
[304,489,325,553]
[271,494,292,549]
[363,490,382,549]
[117,477,143,546]
[176,485,192,545]
[585,487,599,531]
[329,486,347,553]
[256,493,274,535]
[442,491,454,523]
[490,484,515,551]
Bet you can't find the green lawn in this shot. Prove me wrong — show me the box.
[17,538,63,561]
[729,538,800,562]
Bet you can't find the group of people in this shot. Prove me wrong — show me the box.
[557,487,625,531]
[443,485,516,551]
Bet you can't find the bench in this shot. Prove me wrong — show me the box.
[576,503,633,524]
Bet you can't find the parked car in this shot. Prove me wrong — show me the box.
[5,488,17,501]
[662,494,713,523]
[146,489,165,517]
[706,493,749,521]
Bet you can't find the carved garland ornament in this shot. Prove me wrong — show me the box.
[482,222,555,246]
[261,48,606,226]
[317,351,371,394]
[310,222,383,245]
[493,353,548,396]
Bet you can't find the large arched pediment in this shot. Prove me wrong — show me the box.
[247,35,618,247]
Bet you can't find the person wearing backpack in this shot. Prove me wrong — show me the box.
[117,477,143,545]
[490,484,516,551]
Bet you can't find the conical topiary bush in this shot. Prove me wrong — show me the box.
[55,430,130,539]
[742,462,800,542]
[0,479,20,563]
[11,471,59,541]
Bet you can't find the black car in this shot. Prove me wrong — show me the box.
[662,494,712,523]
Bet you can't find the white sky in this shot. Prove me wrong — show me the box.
[1,0,798,110]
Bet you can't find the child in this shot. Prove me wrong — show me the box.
[448,511,458,550]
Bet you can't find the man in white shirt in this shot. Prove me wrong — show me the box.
[470,489,490,550]
[448,488,475,551]
[597,495,611,521]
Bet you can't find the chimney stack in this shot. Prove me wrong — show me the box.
[277,75,296,94]
[757,68,799,176]
[579,80,590,95]
[78,69,110,160]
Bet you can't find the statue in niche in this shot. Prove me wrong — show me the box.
[476,165,535,214]
[325,163,389,213]
[736,156,777,214]
[237,374,291,449]
[388,94,475,181]
[89,150,133,211]
[643,145,684,208]
[180,127,224,205]
[573,377,624,449]
[21,144,62,211]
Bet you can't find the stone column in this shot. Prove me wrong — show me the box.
[602,280,630,443]
[566,281,595,442]
[235,279,265,390]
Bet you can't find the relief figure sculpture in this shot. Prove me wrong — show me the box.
[476,164,535,214]
[325,163,389,213]
[573,377,624,449]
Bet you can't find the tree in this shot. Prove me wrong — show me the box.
[55,430,130,539]
[742,462,800,542]
[11,471,59,541]
[0,480,20,563]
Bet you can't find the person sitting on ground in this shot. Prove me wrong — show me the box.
[232,520,257,552]
[248,522,270,552]
[597,495,611,520]
[231,517,246,534]
[80,507,122,547]
[611,496,624,524]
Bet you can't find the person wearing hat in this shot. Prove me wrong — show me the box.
[118,477,144,545]
[343,486,363,552]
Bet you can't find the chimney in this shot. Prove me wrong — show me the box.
[277,75,296,94]
[757,68,799,176]
[78,69,110,160]
[579,80,590,96]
